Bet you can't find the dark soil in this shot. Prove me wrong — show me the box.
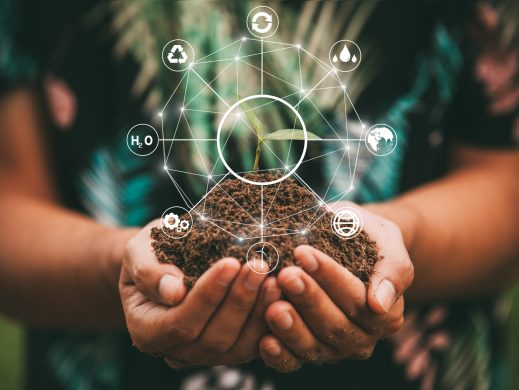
[151,172,379,288]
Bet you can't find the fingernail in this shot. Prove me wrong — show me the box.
[218,261,239,287]
[264,287,282,305]
[274,311,293,330]
[159,274,181,303]
[374,279,396,313]
[264,340,282,356]
[245,265,266,291]
[298,251,318,272]
[284,276,305,295]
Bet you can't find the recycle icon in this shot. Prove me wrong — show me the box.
[167,44,188,64]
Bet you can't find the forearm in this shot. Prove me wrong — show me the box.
[0,191,137,329]
[366,148,519,301]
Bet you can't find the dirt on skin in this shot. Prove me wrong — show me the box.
[151,172,379,288]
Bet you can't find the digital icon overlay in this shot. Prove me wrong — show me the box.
[365,124,397,156]
[332,207,363,239]
[246,242,279,274]
[127,6,397,249]
[329,40,362,72]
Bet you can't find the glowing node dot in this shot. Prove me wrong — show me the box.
[362,124,366,129]
[259,224,264,229]
[300,89,305,93]
[284,165,289,170]
[301,230,306,235]
[200,215,206,220]
[242,37,247,41]
[180,106,185,112]
[238,237,244,241]
[208,175,212,180]
[158,112,163,117]
[235,56,240,61]
[296,44,301,49]
[163,165,168,170]
[341,84,346,90]
[188,62,194,69]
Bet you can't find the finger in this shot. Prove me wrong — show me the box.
[171,258,241,341]
[224,277,282,364]
[181,261,268,360]
[124,220,187,306]
[294,245,366,312]
[294,246,405,337]
[265,301,336,362]
[367,243,414,315]
[259,335,302,373]
[123,258,240,354]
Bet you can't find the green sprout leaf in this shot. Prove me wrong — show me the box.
[237,99,321,172]
[263,129,321,141]
[239,100,263,141]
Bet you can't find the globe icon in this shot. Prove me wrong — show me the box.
[331,208,362,239]
[365,125,397,156]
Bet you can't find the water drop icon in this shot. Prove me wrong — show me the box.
[352,54,357,63]
[332,54,338,63]
[339,44,351,62]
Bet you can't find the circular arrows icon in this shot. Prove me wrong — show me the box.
[167,44,188,64]
[251,11,272,34]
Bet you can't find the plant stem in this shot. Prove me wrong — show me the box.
[253,138,262,171]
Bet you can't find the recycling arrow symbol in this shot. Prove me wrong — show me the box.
[167,44,188,64]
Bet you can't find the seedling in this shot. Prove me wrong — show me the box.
[239,101,321,171]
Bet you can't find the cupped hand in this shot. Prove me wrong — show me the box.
[119,220,281,368]
[259,204,414,372]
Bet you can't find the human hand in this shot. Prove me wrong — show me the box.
[258,204,414,372]
[119,220,282,368]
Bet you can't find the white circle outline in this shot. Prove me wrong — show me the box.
[328,40,362,73]
[246,6,279,39]
[126,123,159,157]
[160,206,193,239]
[217,94,307,186]
[161,39,195,72]
[331,207,363,240]
[246,241,279,275]
[364,123,398,157]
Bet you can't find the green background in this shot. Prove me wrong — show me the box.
[1,286,519,389]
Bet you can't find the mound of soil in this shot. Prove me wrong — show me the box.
[151,172,379,287]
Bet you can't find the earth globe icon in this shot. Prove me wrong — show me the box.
[365,125,397,156]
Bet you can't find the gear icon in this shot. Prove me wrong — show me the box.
[163,213,180,230]
[180,220,190,231]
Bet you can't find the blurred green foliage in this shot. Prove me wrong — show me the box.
[0,316,23,390]
[508,284,519,390]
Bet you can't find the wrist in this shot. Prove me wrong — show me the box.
[98,227,139,297]
[363,201,421,257]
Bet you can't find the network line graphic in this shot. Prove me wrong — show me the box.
[126,6,397,274]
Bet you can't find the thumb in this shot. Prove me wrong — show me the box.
[122,220,187,306]
[367,253,414,314]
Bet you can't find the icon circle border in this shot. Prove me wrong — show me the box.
[160,206,193,239]
[246,6,279,39]
[364,123,398,157]
[216,94,308,186]
[331,207,363,240]
[328,40,362,73]
[246,241,279,275]
[161,39,195,72]
[126,123,160,157]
